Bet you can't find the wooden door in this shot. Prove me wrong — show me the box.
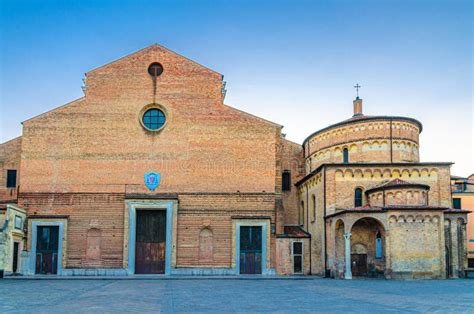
[351,253,368,276]
[239,226,262,274]
[35,226,59,274]
[135,210,166,274]
[292,242,303,274]
[12,242,19,273]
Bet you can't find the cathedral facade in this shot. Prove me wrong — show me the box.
[0,45,468,278]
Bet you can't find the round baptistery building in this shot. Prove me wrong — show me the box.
[303,98,423,173]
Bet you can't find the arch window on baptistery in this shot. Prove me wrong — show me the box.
[354,188,363,207]
[343,148,349,163]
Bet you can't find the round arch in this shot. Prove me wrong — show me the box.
[349,217,386,277]
[334,219,346,278]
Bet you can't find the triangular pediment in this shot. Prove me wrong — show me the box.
[86,43,222,77]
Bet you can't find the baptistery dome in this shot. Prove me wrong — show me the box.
[303,98,422,174]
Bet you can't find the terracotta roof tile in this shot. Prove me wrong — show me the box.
[279,225,311,238]
[366,179,430,193]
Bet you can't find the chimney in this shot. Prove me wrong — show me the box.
[353,97,363,116]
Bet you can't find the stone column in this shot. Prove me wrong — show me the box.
[450,220,459,278]
[344,232,352,279]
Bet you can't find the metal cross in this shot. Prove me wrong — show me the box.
[354,84,361,98]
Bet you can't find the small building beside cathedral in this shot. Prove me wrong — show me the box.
[0,44,469,278]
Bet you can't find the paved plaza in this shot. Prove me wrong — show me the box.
[1,278,473,313]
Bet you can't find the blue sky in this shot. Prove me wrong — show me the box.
[0,0,472,175]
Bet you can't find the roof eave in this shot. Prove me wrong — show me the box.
[302,115,424,146]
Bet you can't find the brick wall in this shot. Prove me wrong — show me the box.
[275,237,310,275]
[387,210,444,279]
[177,193,276,267]
[279,138,304,227]
[12,45,293,271]
[20,45,280,194]
[20,193,124,268]
[0,137,21,201]
[325,165,452,213]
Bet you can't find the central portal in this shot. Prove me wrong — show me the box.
[135,210,167,274]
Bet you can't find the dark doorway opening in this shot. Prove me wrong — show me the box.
[445,246,451,278]
[12,242,19,273]
[135,210,167,274]
[239,226,262,274]
[351,253,368,276]
[293,242,303,274]
[35,226,59,274]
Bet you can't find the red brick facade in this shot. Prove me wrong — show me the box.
[0,45,304,275]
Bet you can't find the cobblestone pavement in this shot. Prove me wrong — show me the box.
[1,278,473,313]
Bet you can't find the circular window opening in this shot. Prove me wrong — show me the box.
[142,108,166,131]
[148,62,163,77]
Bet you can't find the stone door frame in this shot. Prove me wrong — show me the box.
[234,220,270,275]
[29,220,66,275]
[125,200,177,275]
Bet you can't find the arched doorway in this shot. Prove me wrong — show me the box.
[445,246,451,278]
[444,219,452,278]
[350,217,386,277]
[334,219,345,278]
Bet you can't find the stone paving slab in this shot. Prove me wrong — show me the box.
[1,278,473,313]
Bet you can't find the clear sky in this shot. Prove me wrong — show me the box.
[0,0,472,175]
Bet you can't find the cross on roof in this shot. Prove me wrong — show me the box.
[354,84,361,98]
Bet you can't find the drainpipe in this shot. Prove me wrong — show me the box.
[383,190,386,208]
[306,183,311,275]
[323,167,328,277]
[309,233,312,275]
[306,184,309,231]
